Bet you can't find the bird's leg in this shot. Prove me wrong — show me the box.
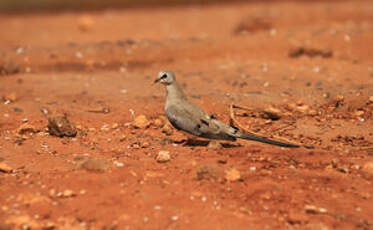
[180,138,190,146]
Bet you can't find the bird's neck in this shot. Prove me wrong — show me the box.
[166,82,187,101]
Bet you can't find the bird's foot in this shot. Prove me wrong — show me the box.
[180,139,190,146]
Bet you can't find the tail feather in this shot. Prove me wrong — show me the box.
[237,132,300,148]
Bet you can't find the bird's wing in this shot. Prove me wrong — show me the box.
[166,103,236,141]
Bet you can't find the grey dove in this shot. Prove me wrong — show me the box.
[154,70,301,148]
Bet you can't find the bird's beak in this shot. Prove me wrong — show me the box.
[153,78,160,85]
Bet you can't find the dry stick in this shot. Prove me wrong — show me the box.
[229,104,304,146]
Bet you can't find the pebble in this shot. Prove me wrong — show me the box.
[17,123,39,135]
[171,216,179,221]
[78,15,94,31]
[262,107,282,120]
[156,151,171,163]
[132,115,150,129]
[0,162,13,173]
[114,161,125,167]
[2,92,17,102]
[47,114,77,137]
[161,124,173,135]
[207,141,223,149]
[362,162,373,175]
[296,105,310,113]
[78,158,108,172]
[224,168,241,182]
[153,118,165,128]
[195,164,224,180]
[304,205,318,214]
[63,190,75,198]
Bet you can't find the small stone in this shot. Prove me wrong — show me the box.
[287,211,308,224]
[47,114,77,137]
[318,207,327,213]
[296,105,310,113]
[308,109,318,116]
[224,168,241,181]
[141,141,150,148]
[171,216,178,221]
[63,189,75,197]
[112,123,119,129]
[369,96,373,103]
[153,118,165,128]
[78,15,95,32]
[2,92,17,102]
[78,158,108,172]
[262,107,282,120]
[132,115,150,129]
[161,124,173,135]
[17,123,39,135]
[0,162,13,173]
[195,164,224,181]
[156,151,170,163]
[362,162,373,175]
[305,205,318,214]
[207,141,223,149]
[114,161,125,167]
[354,110,364,116]
[0,62,20,76]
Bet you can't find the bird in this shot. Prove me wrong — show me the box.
[154,70,303,148]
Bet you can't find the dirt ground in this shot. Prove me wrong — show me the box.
[1,1,373,229]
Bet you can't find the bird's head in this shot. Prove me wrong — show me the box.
[154,71,176,85]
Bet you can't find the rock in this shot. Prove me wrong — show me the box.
[78,158,108,172]
[304,205,318,214]
[47,114,77,137]
[63,190,75,198]
[2,92,17,102]
[0,162,12,173]
[354,110,364,116]
[296,105,310,113]
[369,96,373,103]
[17,123,39,135]
[161,124,173,135]
[207,140,223,149]
[111,123,119,129]
[156,151,171,163]
[0,61,20,76]
[132,115,150,129]
[362,162,373,175]
[262,107,282,120]
[287,211,308,224]
[225,168,241,181]
[78,15,94,31]
[195,164,224,181]
[153,118,165,128]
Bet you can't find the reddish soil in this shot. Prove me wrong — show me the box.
[1,1,373,229]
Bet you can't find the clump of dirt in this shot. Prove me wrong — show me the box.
[0,61,20,76]
[289,46,333,58]
[233,17,272,35]
[46,114,77,137]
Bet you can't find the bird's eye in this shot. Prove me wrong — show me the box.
[161,74,167,79]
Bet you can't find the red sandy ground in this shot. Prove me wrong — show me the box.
[0,1,373,229]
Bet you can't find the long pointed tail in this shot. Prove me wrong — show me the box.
[237,132,300,148]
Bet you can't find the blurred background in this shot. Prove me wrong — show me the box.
[1,0,244,12]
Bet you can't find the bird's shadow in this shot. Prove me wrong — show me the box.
[174,139,241,148]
